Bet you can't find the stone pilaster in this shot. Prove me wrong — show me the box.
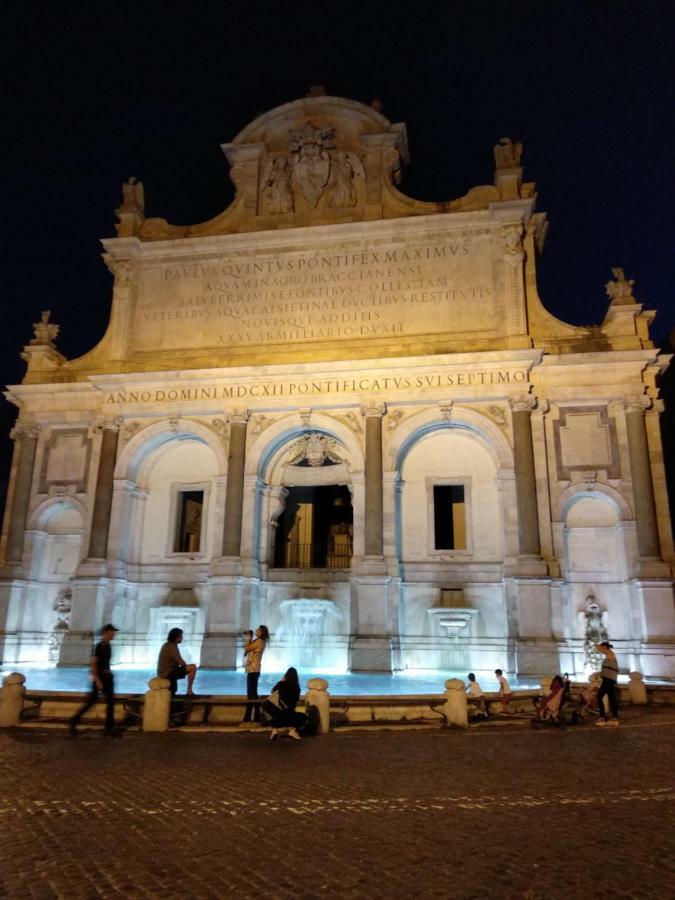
[625,399,660,559]
[5,425,39,564]
[87,420,120,560]
[221,411,249,558]
[511,398,541,559]
[362,403,385,560]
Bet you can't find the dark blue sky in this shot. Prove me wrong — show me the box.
[2,1,673,511]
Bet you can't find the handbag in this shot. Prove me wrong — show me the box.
[260,689,287,724]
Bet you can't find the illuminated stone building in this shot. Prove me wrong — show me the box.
[1,92,673,677]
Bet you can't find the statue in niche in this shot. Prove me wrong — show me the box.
[121,176,145,212]
[605,267,636,305]
[577,595,609,672]
[493,137,523,169]
[31,310,60,345]
[327,152,357,207]
[48,587,72,663]
[262,157,294,214]
[289,122,335,207]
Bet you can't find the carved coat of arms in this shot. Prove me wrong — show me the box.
[289,122,335,207]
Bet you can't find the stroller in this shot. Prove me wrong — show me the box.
[532,675,582,727]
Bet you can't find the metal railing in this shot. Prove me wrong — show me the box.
[274,542,352,569]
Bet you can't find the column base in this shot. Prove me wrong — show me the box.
[349,636,394,673]
[200,632,239,669]
[58,630,95,666]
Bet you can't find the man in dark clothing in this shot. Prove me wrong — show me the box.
[157,627,198,695]
[69,624,119,736]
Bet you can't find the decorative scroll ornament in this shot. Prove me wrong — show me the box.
[386,408,406,431]
[121,421,141,443]
[486,404,507,426]
[332,411,363,434]
[249,414,274,437]
[287,432,342,467]
[605,268,636,306]
[438,400,453,421]
[493,137,523,169]
[31,310,59,346]
[289,122,335,207]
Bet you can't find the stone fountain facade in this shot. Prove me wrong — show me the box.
[0,91,673,678]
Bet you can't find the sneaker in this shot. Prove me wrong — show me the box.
[288,728,301,741]
[269,729,279,741]
[607,719,620,727]
[596,719,607,727]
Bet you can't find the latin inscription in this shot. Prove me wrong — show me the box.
[132,235,498,351]
[103,368,528,405]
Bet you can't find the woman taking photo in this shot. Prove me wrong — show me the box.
[242,625,269,724]
[262,667,308,741]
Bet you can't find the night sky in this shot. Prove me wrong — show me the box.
[3,2,674,520]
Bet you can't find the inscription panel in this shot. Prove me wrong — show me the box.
[131,231,501,353]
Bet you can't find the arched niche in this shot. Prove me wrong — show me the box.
[560,492,628,582]
[27,497,86,581]
[398,426,504,562]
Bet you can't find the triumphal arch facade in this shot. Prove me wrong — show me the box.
[2,92,673,678]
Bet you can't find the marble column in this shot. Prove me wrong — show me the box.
[222,412,248,558]
[87,421,119,559]
[625,399,660,558]
[362,403,385,558]
[5,425,39,564]
[511,398,541,557]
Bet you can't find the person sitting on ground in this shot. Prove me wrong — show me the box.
[261,667,308,741]
[495,668,513,714]
[595,641,620,727]
[465,672,488,717]
[157,627,197,696]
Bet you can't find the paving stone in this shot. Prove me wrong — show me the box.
[0,716,673,898]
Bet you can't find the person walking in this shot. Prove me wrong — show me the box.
[495,668,513,714]
[595,641,620,726]
[262,667,308,741]
[157,627,198,696]
[69,624,119,736]
[242,625,269,724]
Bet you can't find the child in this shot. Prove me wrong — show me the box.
[465,672,488,717]
[495,668,513,714]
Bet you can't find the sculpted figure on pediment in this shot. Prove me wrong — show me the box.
[493,137,523,169]
[262,156,294,214]
[605,268,636,305]
[121,176,145,212]
[289,122,335,207]
[32,310,60,345]
[327,152,357,208]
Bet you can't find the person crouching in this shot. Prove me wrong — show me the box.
[157,627,198,696]
[261,667,308,741]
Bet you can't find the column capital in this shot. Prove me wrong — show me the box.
[624,395,650,415]
[230,409,250,426]
[645,398,665,417]
[360,402,386,418]
[9,423,40,442]
[510,396,537,414]
[90,416,122,436]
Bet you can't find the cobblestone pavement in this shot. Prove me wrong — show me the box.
[1,713,674,899]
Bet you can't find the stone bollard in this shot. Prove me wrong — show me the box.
[0,672,26,727]
[444,678,468,729]
[305,678,330,734]
[628,671,647,705]
[142,677,171,732]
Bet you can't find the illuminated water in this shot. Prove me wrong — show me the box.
[0,666,541,696]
